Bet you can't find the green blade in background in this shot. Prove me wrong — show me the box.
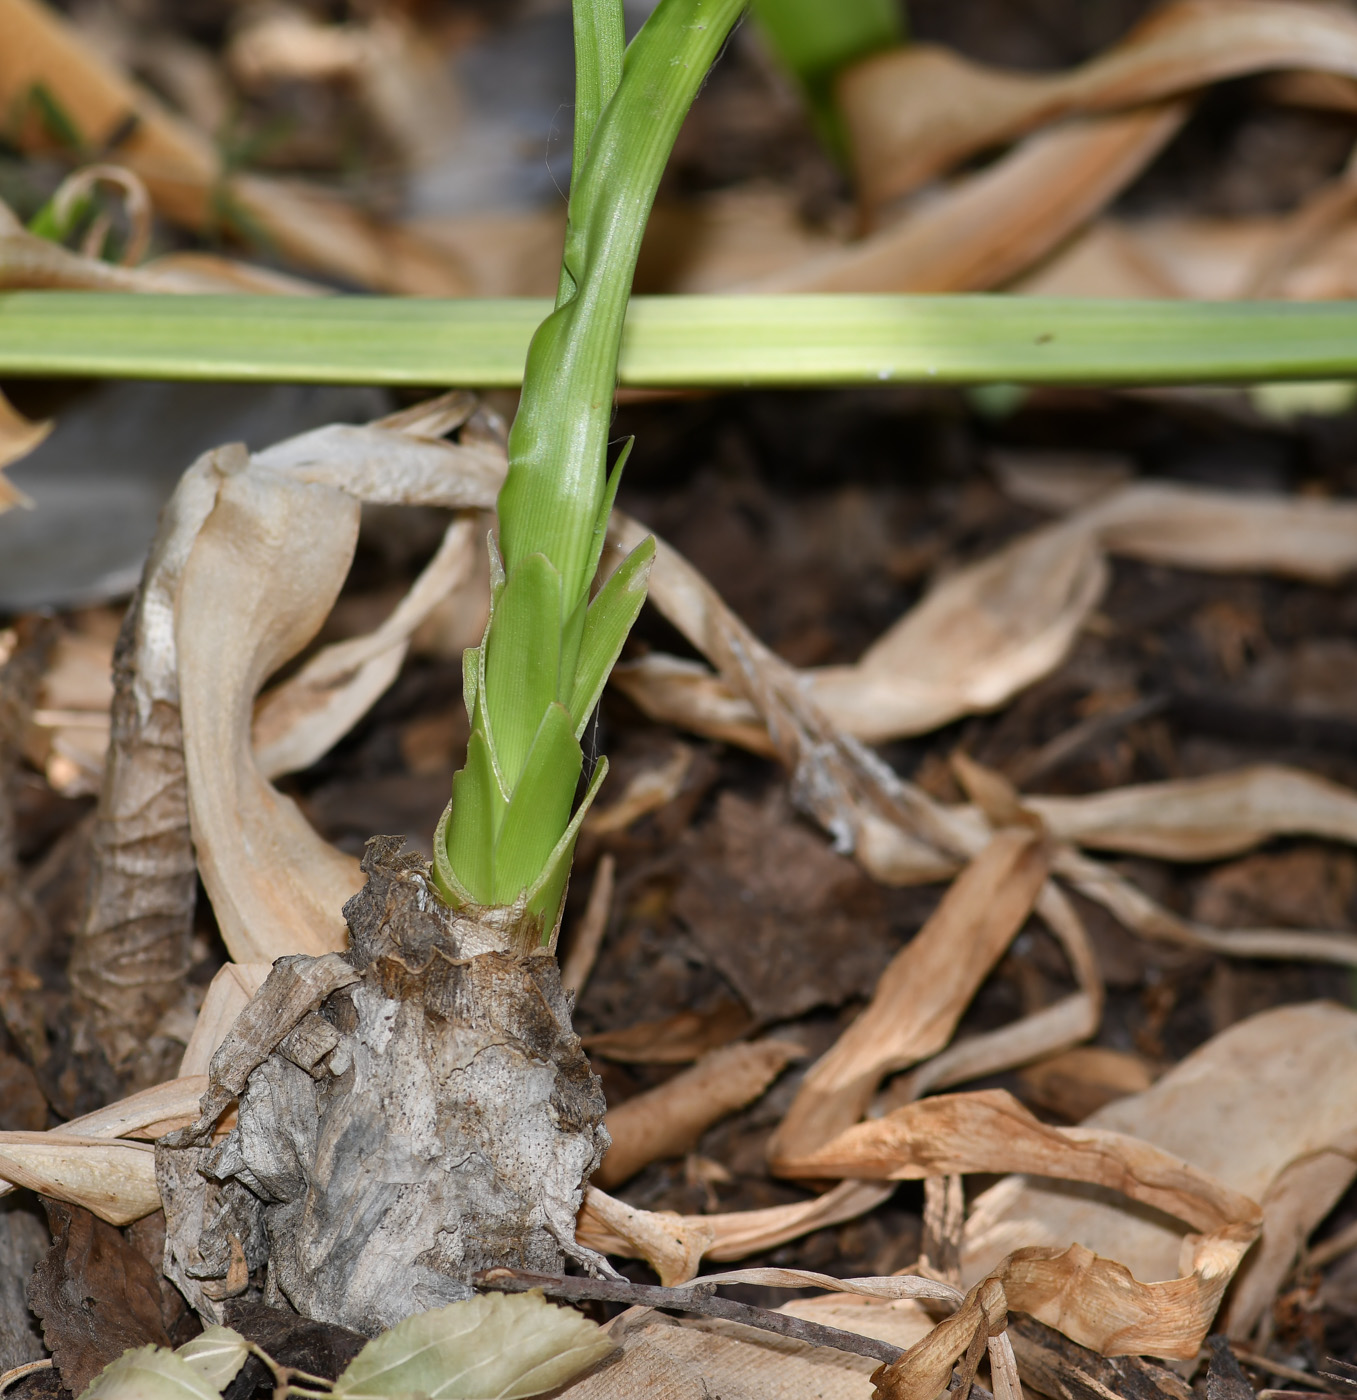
[5,292,1357,387]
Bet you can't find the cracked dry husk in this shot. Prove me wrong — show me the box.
[157,837,610,1335]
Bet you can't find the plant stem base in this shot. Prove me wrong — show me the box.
[158,838,609,1335]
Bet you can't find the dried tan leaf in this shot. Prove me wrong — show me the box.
[0,389,48,510]
[178,455,364,961]
[838,0,1357,218]
[0,1076,207,1226]
[1029,764,1357,861]
[634,477,1357,751]
[793,1089,1262,1361]
[960,1003,1357,1343]
[559,1294,935,1400]
[1017,1046,1157,1122]
[749,106,1185,294]
[576,1179,895,1283]
[596,1039,803,1189]
[584,743,694,835]
[810,519,1108,743]
[251,513,481,779]
[0,1135,158,1225]
[170,424,500,965]
[0,0,469,292]
[26,609,118,797]
[768,829,1050,1171]
[177,963,271,1078]
[559,853,615,999]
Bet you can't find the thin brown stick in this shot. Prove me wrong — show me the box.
[560,852,615,995]
[474,1266,906,1365]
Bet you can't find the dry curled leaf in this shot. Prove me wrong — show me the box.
[0,0,469,292]
[961,1002,1357,1343]
[768,828,1051,1170]
[840,0,1357,218]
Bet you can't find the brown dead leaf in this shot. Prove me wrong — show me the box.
[1194,848,1357,933]
[0,390,47,512]
[1018,1046,1157,1123]
[751,105,1186,294]
[961,1003,1357,1343]
[768,829,1050,1172]
[794,1088,1263,1360]
[838,0,1357,219]
[596,1039,802,1189]
[28,1199,170,1395]
[672,792,898,1022]
[0,0,470,292]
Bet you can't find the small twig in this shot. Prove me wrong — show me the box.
[1308,1217,1357,1271]
[560,852,615,995]
[1233,1347,1343,1395]
[1006,694,1167,788]
[474,1267,905,1365]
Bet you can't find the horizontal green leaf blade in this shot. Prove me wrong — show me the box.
[7,292,1357,387]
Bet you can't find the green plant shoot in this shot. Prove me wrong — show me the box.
[431,0,747,934]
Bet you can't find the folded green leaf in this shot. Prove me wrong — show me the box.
[570,535,655,736]
[439,730,500,904]
[331,1290,614,1400]
[524,756,610,929]
[483,551,565,790]
[492,702,583,903]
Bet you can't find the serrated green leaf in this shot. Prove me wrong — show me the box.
[492,703,582,903]
[569,535,654,736]
[484,552,564,790]
[525,755,610,933]
[175,1327,250,1392]
[78,1346,223,1400]
[441,730,501,904]
[332,1290,613,1400]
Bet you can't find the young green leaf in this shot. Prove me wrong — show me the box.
[77,1346,224,1400]
[483,551,565,789]
[174,1328,251,1392]
[492,702,583,904]
[523,755,610,928]
[441,730,500,902]
[331,1290,614,1400]
[569,536,656,736]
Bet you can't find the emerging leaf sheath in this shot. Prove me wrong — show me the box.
[434,0,746,928]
